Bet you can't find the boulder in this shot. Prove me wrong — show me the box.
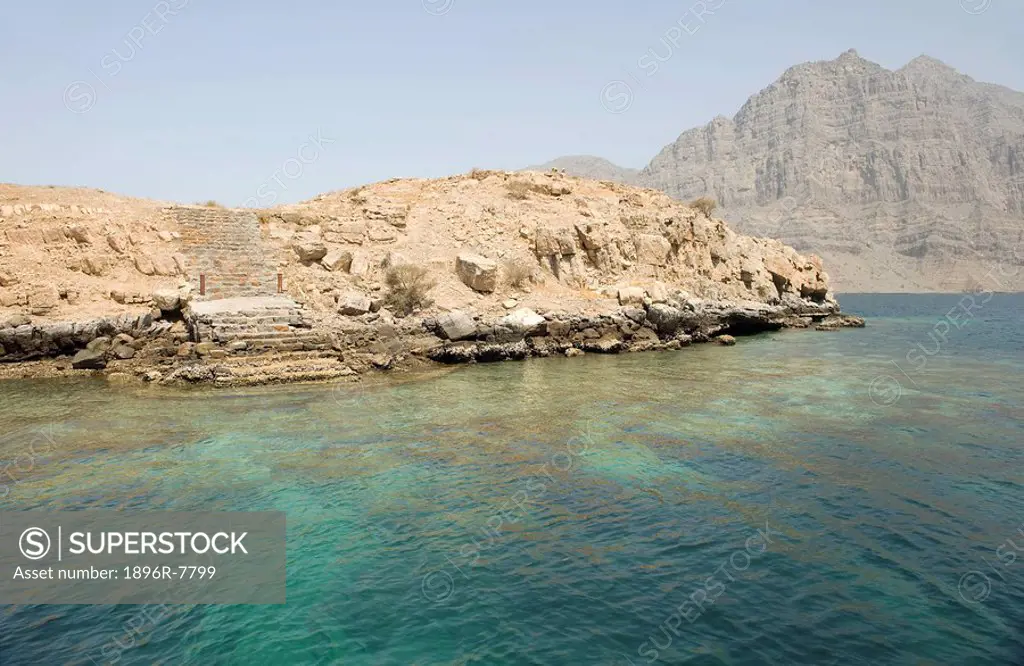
[646,304,685,336]
[456,253,497,293]
[321,249,353,272]
[381,251,409,269]
[1,314,31,329]
[107,232,129,254]
[293,237,327,263]
[66,225,93,245]
[133,253,155,275]
[337,222,367,244]
[367,224,398,243]
[437,311,477,341]
[617,287,645,306]
[152,289,181,311]
[72,348,106,370]
[634,234,672,267]
[339,292,372,316]
[111,344,136,360]
[27,285,60,315]
[82,255,110,276]
[499,308,545,335]
[717,335,737,346]
[87,336,112,353]
[534,227,576,256]
[349,251,370,276]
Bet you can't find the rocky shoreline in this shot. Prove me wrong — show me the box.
[0,290,864,387]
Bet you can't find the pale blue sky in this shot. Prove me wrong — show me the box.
[1,0,1022,206]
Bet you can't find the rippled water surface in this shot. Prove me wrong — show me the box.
[1,294,1023,665]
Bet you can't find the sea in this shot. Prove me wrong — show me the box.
[0,293,1022,665]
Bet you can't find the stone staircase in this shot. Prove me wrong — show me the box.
[180,296,353,386]
[165,207,343,383]
[185,296,329,350]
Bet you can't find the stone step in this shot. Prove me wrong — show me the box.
[217,330,327,342]
[215,358,344,372]
[210,315,305,326]
[212,367,356,386]
[212,326,310,337]
[206,350,340,366]
[210,322,308,334]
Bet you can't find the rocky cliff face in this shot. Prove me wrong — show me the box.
[533,50,1024,292]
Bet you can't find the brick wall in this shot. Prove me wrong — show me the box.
[166,207,278,300]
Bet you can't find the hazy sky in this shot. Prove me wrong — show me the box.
[2,0,1022,206]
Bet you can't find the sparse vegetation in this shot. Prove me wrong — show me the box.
[469,168,492,181]
[690,196,717,218]
[384,264,436,316]
[503,259,533,290]
[201,200,225,208]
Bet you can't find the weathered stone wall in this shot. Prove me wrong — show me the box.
[168,207,278,300]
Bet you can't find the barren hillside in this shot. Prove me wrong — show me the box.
[1,170,836,329]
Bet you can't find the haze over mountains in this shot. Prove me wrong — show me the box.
[530,50,1024,293]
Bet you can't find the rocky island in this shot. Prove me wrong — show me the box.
[0,170,862,386]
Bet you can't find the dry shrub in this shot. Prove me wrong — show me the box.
[469,168,492,181]
[384,264,436,316]
[503,259,533,290]
[200,200,224,208]
[690,196,717,218]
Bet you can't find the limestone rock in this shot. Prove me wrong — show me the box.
[322,249,353,272]
[437,311,477,341]
[617,287,645,306]
[87,336,112,353]
[645,304,685,336]
[456,253,497,293]
[534,227,577,257]
[152,289,181,311]
[293,237,328,263]
[72,348,106,369]
[339,292,372,316]
[348,251,370,276]
[534,51,1024,293]
[107,231,129,254]
[717,335,737,346]
[66,225,92,245]
[111,343,136,359]
[27,284,60,315]
[499,308,545,335]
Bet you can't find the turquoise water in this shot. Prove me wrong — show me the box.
[1,294,1023,665]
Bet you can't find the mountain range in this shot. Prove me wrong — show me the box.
[529,50,1024,293]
